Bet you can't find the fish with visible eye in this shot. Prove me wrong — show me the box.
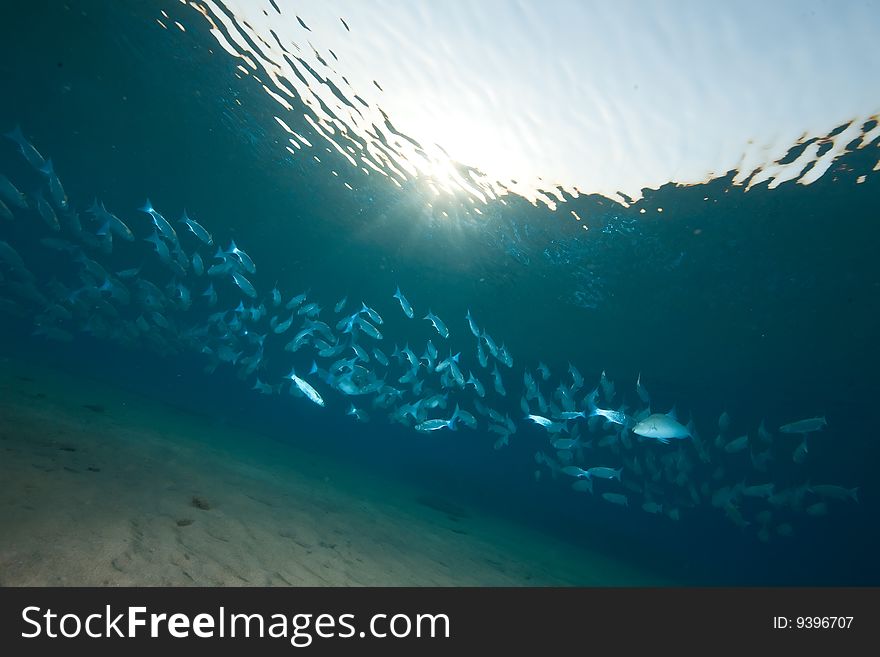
[232,271,257,298]
[631,412,691,444]
[415,416,457,432]
[393,286,414,318]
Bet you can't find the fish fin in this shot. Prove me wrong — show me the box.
[4,124,24,143]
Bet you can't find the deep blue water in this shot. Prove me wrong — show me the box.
[1,1,878,585]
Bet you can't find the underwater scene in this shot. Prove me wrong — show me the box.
[0,0,878,586]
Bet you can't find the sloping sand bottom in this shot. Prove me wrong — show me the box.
[0,357,674,586]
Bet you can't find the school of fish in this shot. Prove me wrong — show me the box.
[0,126,859,542]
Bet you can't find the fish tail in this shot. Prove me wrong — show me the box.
[138,198,154,214]
[4,124,24,144]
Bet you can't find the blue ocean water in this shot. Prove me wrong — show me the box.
[0,1,878,585]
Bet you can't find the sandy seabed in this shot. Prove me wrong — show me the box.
[0,357,673,586]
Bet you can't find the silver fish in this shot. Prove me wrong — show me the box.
[179,210,213,245]
[465,308,480,337]
[232,271,257,298]
[632,413,691,444]
[586,467,622,481]
[424,309,449,338]
[286,369,325,406]
[39,159,68,209]
[416,417,455,432]
[0,174,27,209]
[34,192,60,231]
[601,493,628,507]
[393,286,414,318]
[139,198,179,244]
[226,240,255,274]
[779,416,827,434]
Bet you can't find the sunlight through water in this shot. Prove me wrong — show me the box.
[178,0,880,213]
